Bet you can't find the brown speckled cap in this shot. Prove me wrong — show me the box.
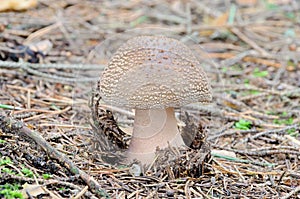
[99,35,212,109]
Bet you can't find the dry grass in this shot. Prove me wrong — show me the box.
[0,0,299,198]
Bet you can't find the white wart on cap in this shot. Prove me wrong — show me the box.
[99,35,212,109]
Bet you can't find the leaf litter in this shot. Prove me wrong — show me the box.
[0,0,299,198]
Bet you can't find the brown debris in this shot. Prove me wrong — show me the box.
[0,0,300,198]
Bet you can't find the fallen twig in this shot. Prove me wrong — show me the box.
[0,113,111,199]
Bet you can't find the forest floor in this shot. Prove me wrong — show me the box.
[0,0,299,198]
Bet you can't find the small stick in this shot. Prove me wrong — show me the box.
[281,185,300,199]
[242,124,299,143]
[0,60,105,70]
[73,186,89,199]
[0,114,110,199]
[230,27,270,57]
[0,173,98,199]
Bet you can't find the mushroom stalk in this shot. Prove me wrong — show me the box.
[127,107,184,163]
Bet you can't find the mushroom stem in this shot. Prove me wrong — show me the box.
[127,107,185,164]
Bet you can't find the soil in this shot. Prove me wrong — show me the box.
[0,0,299,198]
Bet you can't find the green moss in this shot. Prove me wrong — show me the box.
[235,119,252,130]
[42,173,52,180]
[0,184,23,199]
[21,167,34,178]
[0,157,12,166]
[253,68,268,77]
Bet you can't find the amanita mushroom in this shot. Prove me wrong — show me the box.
[99,35,212,164]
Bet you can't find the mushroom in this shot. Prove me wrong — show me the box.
[99,35,212,164]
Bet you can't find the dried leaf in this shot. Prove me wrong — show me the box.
[236,0,258,6]
[21,183,46,198]
[0,0,38,12]
[200,12,229,36]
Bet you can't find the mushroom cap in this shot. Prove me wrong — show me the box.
[99,35,212,109]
